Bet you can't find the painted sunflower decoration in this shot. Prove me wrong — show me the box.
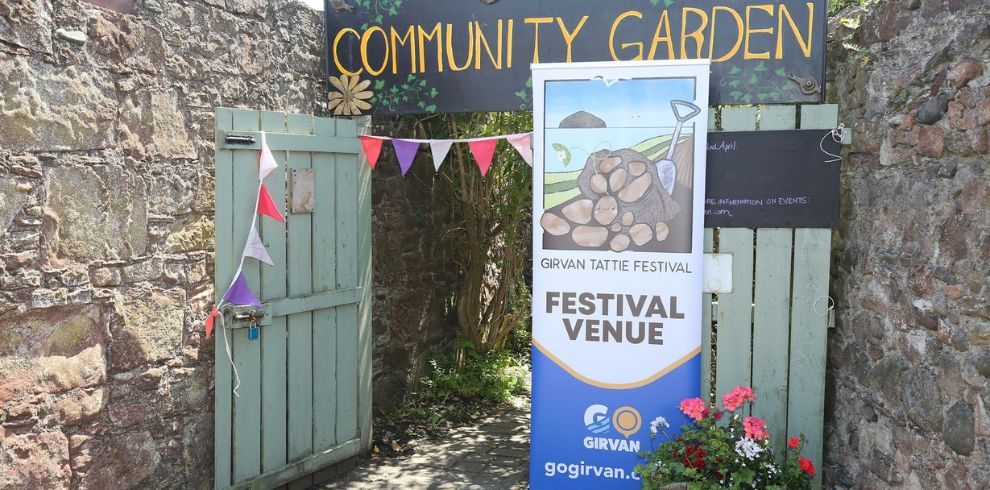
[328,75,374,116]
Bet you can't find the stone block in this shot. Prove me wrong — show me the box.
[164,217,215,254]
[118,88,197,159]
[943,401,975,456]
[0,0,53,54]
[44,165,148,262]
[0,58,116,151]
[78,431,161,490]
[46,387,105,427]
[0,175,32,235]
[0,431,70,490]
[111,287,185,370]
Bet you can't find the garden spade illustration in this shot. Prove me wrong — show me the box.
[657,100,701,196]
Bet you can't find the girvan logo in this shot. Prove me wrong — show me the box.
[582,404,642,453]
[583,404,611,434]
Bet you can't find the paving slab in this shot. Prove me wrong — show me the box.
[324,398,530,489]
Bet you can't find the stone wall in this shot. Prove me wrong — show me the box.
[0,1,457,488]
[825,0,990,487]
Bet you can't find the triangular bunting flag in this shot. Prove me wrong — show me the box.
[243,225,274,265]
[257,184,285,222]
[468,138,499,176]
[259,132,278,179]
[205,306,219,338]
[392,139,420,176]
[359,136,384,170]
[506,133,533,167]
[430,140,453,172]
[223,272,262,307]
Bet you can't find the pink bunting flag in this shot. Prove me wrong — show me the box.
[359,136,384,170]
[392,139,420,176]
[430,140,453,172]
[506,133,533,167]
[468,138,499,177]
[259,132,278,179]
[243,225,273,265]
[223,272,262,307]
[257,184,285,222]
[205,306,219,339]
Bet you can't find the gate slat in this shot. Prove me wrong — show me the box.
[714,228,755,402]
[714,107,757,405]
[786,104,837,488]
[260,111,289,473]
[787,228,830,485]
[335,121,360,443]
[231,109,263,483]
[351,118,374,451]
[701,228,714,403]
[752,228,794,455]
[286,114,315,471]
[312,117,339,453]
[214,108,235,489]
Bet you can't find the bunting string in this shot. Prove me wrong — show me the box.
[359,131,534,174]
[206,132,284,398]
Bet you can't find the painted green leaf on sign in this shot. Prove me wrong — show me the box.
[552,143,572,166]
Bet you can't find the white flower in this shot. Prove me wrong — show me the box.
[735,438,764,460]
[655,460,664,469]
[649,416,670,435]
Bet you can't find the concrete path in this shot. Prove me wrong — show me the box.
[324,398,530,489]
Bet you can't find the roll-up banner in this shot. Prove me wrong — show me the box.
[530,60,710,489]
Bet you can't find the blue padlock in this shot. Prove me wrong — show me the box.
[248,324,259,340]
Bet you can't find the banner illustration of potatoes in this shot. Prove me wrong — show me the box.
[541,95,701,254]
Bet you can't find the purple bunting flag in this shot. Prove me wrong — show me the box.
[223,271,262,307]
[392,139,420,176]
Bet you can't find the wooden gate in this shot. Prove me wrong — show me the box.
[702,104,837,488]
[213,109,372,489]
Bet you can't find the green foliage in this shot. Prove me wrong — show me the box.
[420,346,529,404]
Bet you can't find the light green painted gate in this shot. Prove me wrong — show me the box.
[702,104,837,488]
[213,108,372,489]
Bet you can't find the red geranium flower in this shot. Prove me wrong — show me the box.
[788,437,800,449]
[798,456,816,476]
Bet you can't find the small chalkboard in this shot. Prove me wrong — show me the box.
[705,130,841,229]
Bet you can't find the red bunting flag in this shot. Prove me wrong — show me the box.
[257,184,285,222]
[359,136,384,170]
[468,138,499,177]
[205,306,219,338]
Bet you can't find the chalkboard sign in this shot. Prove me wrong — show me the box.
[705,130,840,228]
[325,0,827,115]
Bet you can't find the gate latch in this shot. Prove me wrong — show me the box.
[224,133,257,145]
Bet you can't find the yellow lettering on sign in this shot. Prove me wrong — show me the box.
[744,5,774,60]
[361,26,389,76]
[709,6,743,62]
[446,23,474,71]
[646,10,673,60]
[610,10,644,61]
[777,3,814,59]
[333,28,363,77]
[417,24,444,73]
[507,19,515,68]
[556,16,589,63]
[679,8,709,59]
[475,20,503,70]
[390,26,416,74]
[525,17,554,63]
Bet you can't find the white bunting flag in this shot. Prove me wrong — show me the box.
[243,225,273,265]
[260,132,278,179]
[430,140,454,172]
[507,133,534,167]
